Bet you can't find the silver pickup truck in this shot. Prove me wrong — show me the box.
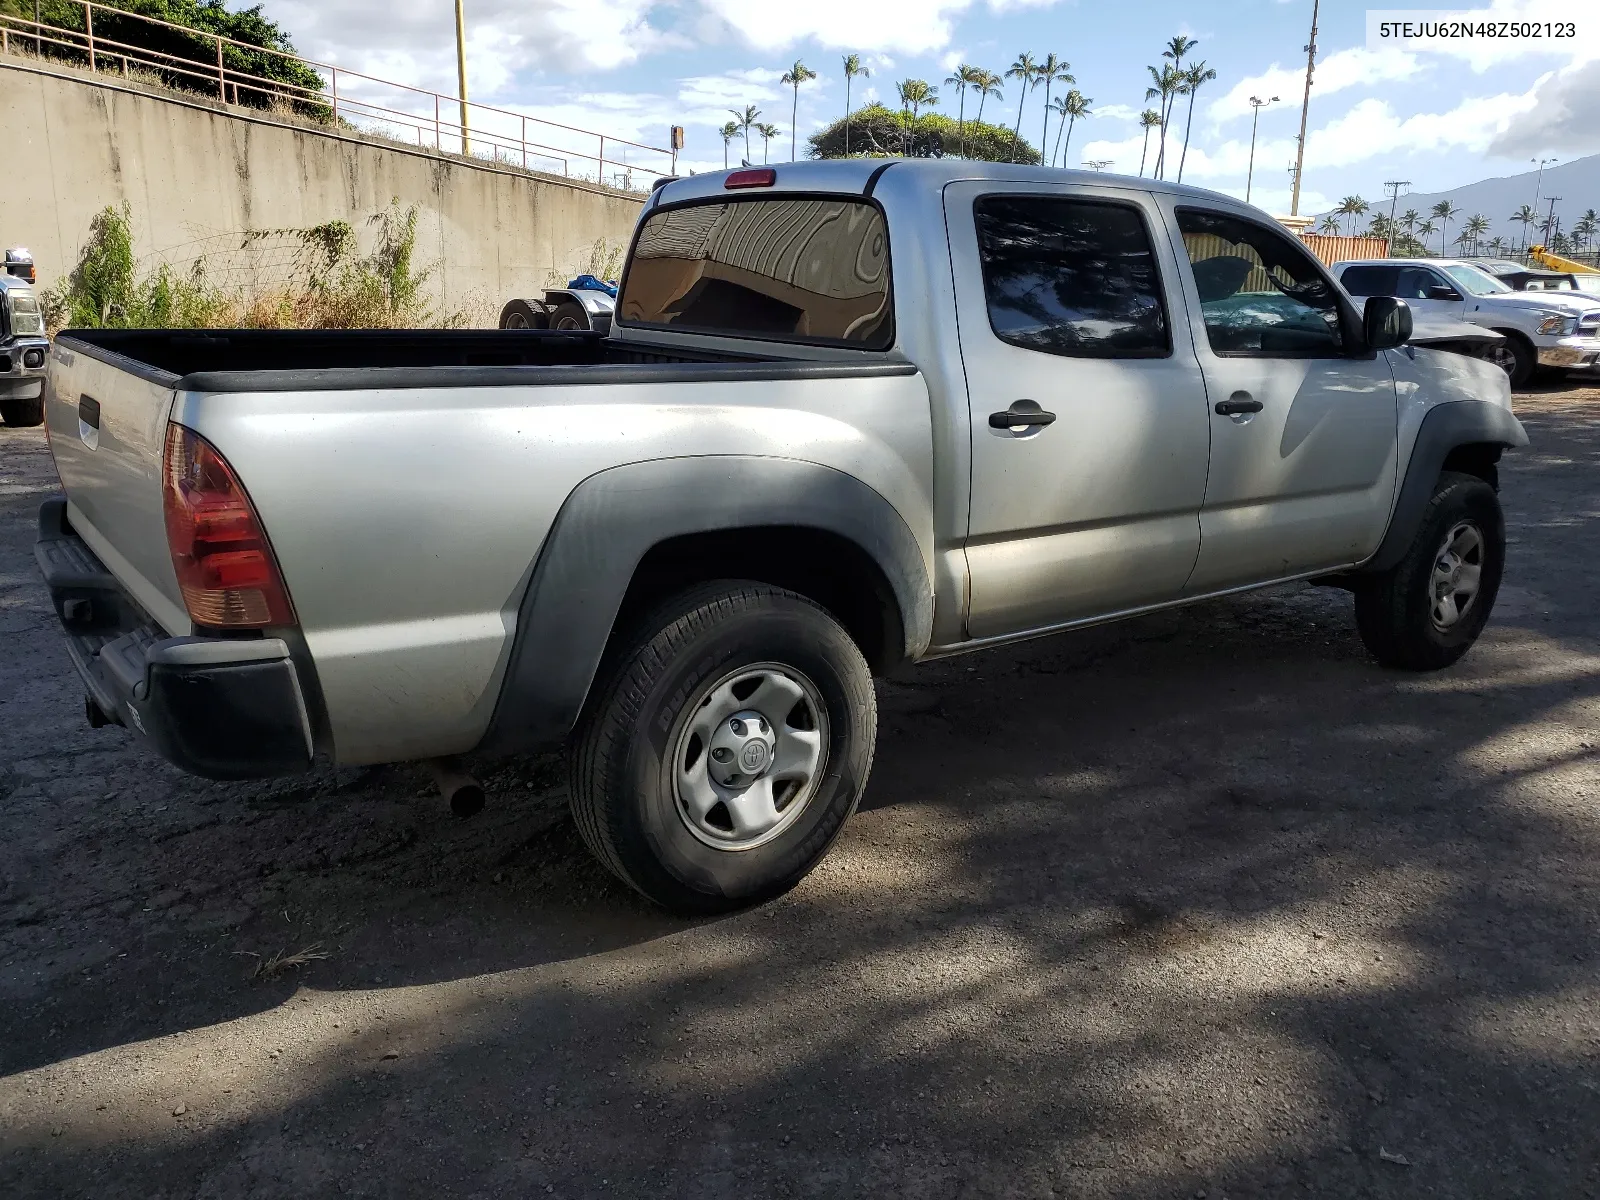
[35,161,1527,913]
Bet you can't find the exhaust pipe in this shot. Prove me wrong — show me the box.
[427,757,485,818]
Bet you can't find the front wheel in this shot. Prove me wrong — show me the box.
[569,583,878,914]
[1354,471,1505,670]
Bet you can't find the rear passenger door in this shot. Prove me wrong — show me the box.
[946,182,1212,639]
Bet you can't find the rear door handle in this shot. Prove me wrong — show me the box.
[1214,395,1264,416]
[989,403,1057,430]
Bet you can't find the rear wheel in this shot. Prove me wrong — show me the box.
[498,299,547,330]
[549,301,589,332]
[1354,471,1504,670]
[0,396,43,427]
[569,583,877,914]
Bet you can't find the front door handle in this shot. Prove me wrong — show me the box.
[989,402,1058,430]
[1214,394,1264,416]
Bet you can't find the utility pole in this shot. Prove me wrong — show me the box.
[1384,180,1410,256]
[454,0,471,156]
[1290,0,1319,216]
[1530,156,1555,223]
[1245,96,1279,205]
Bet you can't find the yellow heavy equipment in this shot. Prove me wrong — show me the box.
[1527,245,1599,275]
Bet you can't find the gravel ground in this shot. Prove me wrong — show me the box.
[1,386,1598,1199]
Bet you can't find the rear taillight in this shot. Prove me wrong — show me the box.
[162,423,295,628]
[725,168,776,189]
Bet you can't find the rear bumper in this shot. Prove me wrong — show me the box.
[35,498,314,780]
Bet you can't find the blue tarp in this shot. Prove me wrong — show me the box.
[566,275,619,297]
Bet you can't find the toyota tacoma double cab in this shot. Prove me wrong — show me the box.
[36,161,1527,913]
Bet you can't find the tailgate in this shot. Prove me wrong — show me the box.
[44,338,190,635]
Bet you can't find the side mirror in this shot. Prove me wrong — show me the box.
[1426,284,1463,302]
[1364,295,1413,351]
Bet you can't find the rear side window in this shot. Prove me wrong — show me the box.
[973,195,1170,358]
[617,198,891,348]
[1339,265,1398,297]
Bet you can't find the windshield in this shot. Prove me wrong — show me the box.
[1442,264,1512,296]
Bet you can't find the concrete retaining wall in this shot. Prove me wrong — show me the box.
[0,58,644,323]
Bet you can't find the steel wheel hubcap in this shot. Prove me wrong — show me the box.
[671,663,829,851]
[1431,520,1484,631]
[1485,345,1516,376]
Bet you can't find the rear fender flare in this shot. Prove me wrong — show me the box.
[477,456,932,756]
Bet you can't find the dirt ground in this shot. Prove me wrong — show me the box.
[1,386,1598,1199]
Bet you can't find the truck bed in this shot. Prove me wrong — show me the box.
[58,327,786,392]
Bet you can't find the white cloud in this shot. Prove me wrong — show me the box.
[1207,46,1420,124]
[266,0,671,91]
[1488,61,1600,155]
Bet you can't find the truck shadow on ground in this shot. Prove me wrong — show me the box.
[1,398,1597,1196]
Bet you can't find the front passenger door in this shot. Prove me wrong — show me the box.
[1169,205,1399,593]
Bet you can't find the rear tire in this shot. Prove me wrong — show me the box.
[498,299,548,330]
[549,301,589,332]
[0,396,43,427]
[570,582,877,914]
[1354,471,1504,670]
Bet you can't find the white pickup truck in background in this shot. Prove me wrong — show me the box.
[1334,256,1600,386]
[36,161,1526,913]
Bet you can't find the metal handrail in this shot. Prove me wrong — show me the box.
[0,0,671,189]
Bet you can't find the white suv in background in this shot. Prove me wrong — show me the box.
[1333,258,1600,386]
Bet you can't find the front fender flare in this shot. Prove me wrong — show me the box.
[1362,400,1528,574]
[477,456,932,756]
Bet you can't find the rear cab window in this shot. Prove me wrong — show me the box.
[972,195,1171,358]
[616,197,892,349]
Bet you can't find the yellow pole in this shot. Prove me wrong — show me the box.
[454,0,470,156]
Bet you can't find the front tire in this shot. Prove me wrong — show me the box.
[1489,331,1535,388]
[1354,471,1504,670]
[549,301,590,332]
[1,396,44,427]
[570,583,877,914]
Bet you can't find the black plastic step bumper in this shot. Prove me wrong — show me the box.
[35,498,314,780]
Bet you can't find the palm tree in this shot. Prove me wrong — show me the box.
[757,122,780,164]
[1005,53,1038,162]
[1417,218,1438,253]
[1431,200,1459,256]
[972,69,1003,130]
[719,121,739,170]
[1138,109,1162,176]
[1401,208,1420,237]
[1050,90,1090,168]
[1336,195,1368,237]
[1035,55,1073,166]
[1176,60,1216,183]
[1154,35,1196,178]
[1463,213,1490,256]
[945,66,972,155]
[1574,208,1599,253]
[781,59,817,162]
[895,79,938,154]
[1486,236,1506,256]
[1144,62,1184,179]
[1318,215,1341,235]
[729,105,760,164]
[1510,204,1538,254]
[842,54,870,157]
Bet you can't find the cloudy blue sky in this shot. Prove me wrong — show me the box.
[257,0,1600,214]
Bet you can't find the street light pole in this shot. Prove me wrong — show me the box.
[1384,179,1410,256]
[1530,156,1555,223]
[454,0,471,156]
[1290,0,1318,216]
[1245,95,1278,205]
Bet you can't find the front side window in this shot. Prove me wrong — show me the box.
[1177,208,1345,356]
[1339,265,1398,297]
[1442,264,1512,296]
[973,195,1170,358]
[617,198,891,348]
